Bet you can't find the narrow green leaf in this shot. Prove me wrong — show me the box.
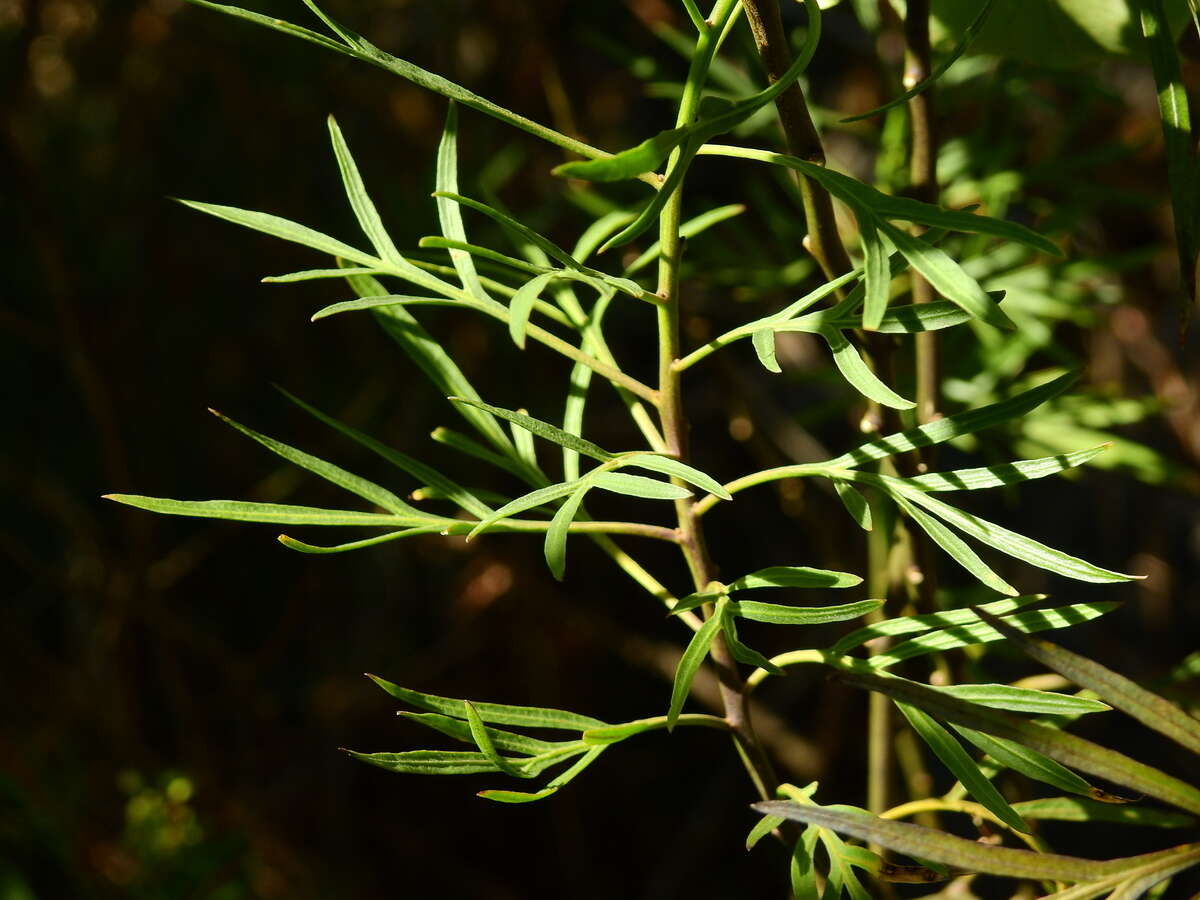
[752,328,781,373]
[720,603,786,675]
[791,826,821,900]
[573,210,637,262]
[831,665,1200,814]
[893,494,1019,596]
[311,294,456,322]
[834,482,872,531]
[508,272,559,348]
[399,711,564,756]
[976,609,1200,757]
[178,198,379,267]
[668,605,725,730]
[592,472,691,500]
[750,803,1132,881]
[104,494,432,527]
[951,724,1095,798]
[859,215,890,330]
[826,371,1078,469]
[906,446,1107,492]
[1011,797,1197,829]
[554,125,690,181]
[668,590,721,617]
[479,746,607,803]
[435,102,489,300]
[840,0,997,123]
[897,702,1030,833]
[263,266,389,282]
[747,814,786,851]
[893,480,1138,584]
[464,701,533,778]
[1140,0,1197,300]
[478,786,559,803]
[561,292,612,481]
[209,409,419,516]
[819,326,916,410]
[449,398,613,461]
[728,566,863,591]
[275,386,493,519]
[418,236,548,277]
[468,480,579,540]
[510,413,539,470]
[182,0,354,55]
[544,483,590,580]
[617,454,732,500]
[876,219,1014,330]
[346,748,510,776]
[365,673,607,729]
[936,684,1111,717]
[829,595,1042,654]
[327,115,403,265]
[430,426,531,482]
[732,598,883,627]
[278,526,442,554]
[839,298,983,334]
[869,602,1119,669]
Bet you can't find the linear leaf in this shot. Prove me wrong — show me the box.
[544,483,590,580]
[418,236,548,277]
[178,198,379,267]
[464,701,532,778]
[668,590,721,617]
[327,115,403,264]
[826,371,1078,468]
[951,724,1095,798]
[263,266,389,282]
[829,595,1042,654]
[430,426,530,481]
[935,684,1111,717]
[554,125,690,182]
[893,494,1019,596]
[834,481,873,531]
[617,454,732,500]
[859,215,891,330]
[876,219,1014,330]
[750,803,1139,881]
[840,0,997,123]
[1011,797,1197,829]
[819,326,916,410]
[831,666,1200,814]
[103,495,432,527]
[720,603,785,675]
[732,598,883,626]
[399,711,564,756]
[728,566,863,591]
[479,746,607,803]
[468,480,580,540]
[668,605,724,730]
[275,386,493,519]
[366,674,606,730]
[311,294,458,321]
[906,446,1107,492]
[976,610,1200,757]
[869,603,1119,669]
[209,409,419,516]
[892,480,1138,583]
[346,749,510,776]
[449,398,613,461]
[837,299,980,334]
[278,527,442,554]
[508,272,558,348]
[435,102,488,299]
[592,472,691,500]
[896,702,1030,834]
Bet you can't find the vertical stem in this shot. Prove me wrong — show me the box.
[655,3,782,804]
[905,0,940,429]
[741,0,852,280]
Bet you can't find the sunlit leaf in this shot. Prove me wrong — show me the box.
[819,326,917,410]
[592,472,692,500]
[435,102,489,299]
[616,453,733,500]
[544,482,590,580]
[450,398,613,461]
[951,723,1096,798]
[834,482,873,531]
[668,604,725,729]
[728,566,863,591]
[893,494,1019,595]
[731,598,883,626]
[905,446,1107,492]
[829,595,1042,654]
[464,701,533,778]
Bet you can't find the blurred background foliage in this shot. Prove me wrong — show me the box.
[3,0,1200,896]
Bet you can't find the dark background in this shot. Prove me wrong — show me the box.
[4,0,1200,897]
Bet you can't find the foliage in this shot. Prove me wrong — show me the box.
[107,0,1200,895]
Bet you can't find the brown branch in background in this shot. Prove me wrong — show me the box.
[741,0,852,280]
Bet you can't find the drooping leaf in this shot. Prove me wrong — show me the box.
[668,605,725,730]
[951,724,1096,798]
[720,603,786,675]
[479,746,607,803]
[544,482,591,580]
[892,493,1019,595]
[464,701,533,778]
[819,326,917,410]
[278,527,442,554]
[752,328,781,373]
[975,609,1200,757]
[896,702,1030,834]
[366,674,607,730]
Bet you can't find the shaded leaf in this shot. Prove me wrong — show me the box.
[905,446,1107,492]
[834,482,873,531]
[544,482,590,580]
[668,605,725,729]
[893,493,1019,595]
[819,326,917,410]
[951,724,1096,798]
